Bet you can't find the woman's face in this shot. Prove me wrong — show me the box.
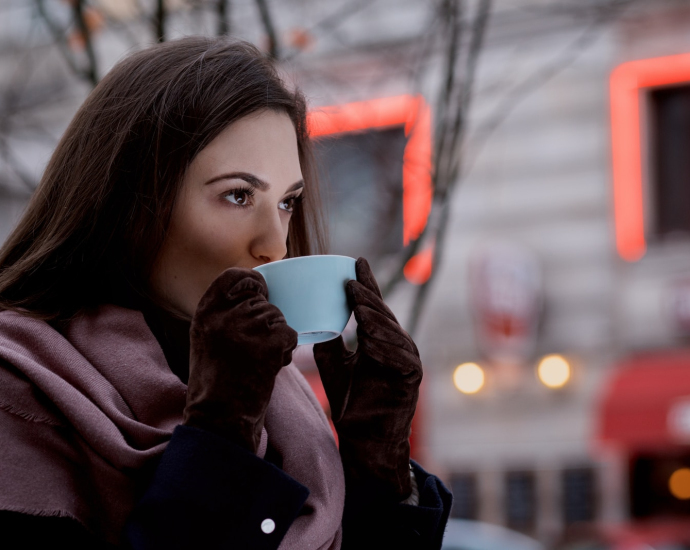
[150,109,304,318]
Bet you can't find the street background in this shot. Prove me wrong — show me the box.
[3,1,690,548]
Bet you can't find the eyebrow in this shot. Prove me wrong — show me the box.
[204,171,304,194]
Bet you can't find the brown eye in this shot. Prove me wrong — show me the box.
[224,187,254,206]
[279,194,302,213]
[279,197,294,212]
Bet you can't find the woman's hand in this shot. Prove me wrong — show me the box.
[313,258,423,503]
[183,268,298,453]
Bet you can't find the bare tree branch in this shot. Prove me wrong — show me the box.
[73,0,98,86]
[281,0,375,63]
[433,0,464,196]
[154,0,166,42]
[217,0,230,36]
[0,12,75,194]
[254,0,279,59]
[403,0,636,337]
[444,0,490,187]
[380,0,469,300]
[463,0,636,179]
[406,0,491,337]
[34,0,85,82]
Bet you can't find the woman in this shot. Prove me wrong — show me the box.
[0,37,451,548]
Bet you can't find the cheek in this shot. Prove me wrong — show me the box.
[160,191,241,275]
[179,213,246,270]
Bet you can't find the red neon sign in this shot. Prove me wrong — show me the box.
[610,52,690,261]
[308,95,434,284]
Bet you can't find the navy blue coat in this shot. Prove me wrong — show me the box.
[127,425,452,549]
[0,424,452,549]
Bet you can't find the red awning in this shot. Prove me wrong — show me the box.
[597,350,690,450]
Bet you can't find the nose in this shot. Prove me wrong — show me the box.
[250,209,288,265]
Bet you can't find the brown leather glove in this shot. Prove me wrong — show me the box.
[313,258,423,503]
[183,268,298,453]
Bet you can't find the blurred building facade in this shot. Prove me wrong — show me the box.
[3,0,690,547]
[412,1,690,546]
[291,1,690,546]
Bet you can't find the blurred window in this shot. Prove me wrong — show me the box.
[313,127,406,262]
[505,470,536,532]
[650,84,690,238]
[562,467,597,525]
[449,473,478,520]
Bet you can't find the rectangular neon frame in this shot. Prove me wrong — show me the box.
[307,95,433,247]
[610,52,690,261]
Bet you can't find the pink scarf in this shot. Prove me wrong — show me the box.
[0,305,344,548]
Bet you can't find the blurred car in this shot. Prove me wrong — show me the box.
[557,520,690,550]
[560,543,689,550]
[441,518,545,550]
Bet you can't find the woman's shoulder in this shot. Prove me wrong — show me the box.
[0,307,51,327]
[0,308,63,349]
[0,305,151,427]
[0,309,78,377]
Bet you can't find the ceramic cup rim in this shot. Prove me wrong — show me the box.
[254,254,356,272]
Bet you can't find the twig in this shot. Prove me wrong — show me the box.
[462,0,635,179]
[217,0,230,36]
[409,9,443,92]
[407,0,492,337]
[433,0,464,197]
[444,0,490,185]
[380,0,467,299]
[153,0,166,42]
[73,0,98,86]
[254,0,279,59]
[34,0,86,82]
[281,0,375,63]
[405,0,636,336]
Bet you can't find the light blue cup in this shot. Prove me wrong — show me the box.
[253,255,357,345]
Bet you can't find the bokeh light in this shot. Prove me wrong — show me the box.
[537,354,571,389]
[453,363,485,394]
[669,468,690,500]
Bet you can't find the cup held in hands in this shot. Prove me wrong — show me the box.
[253,255,357,345]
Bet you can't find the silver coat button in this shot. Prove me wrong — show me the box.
[261,518,276,534]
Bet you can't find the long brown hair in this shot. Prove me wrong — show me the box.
[0,37,327,321]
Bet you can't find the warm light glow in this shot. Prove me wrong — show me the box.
[537,355,571,389]
[669,468,690,500]
[610,52,690,262]
[453,363,485,394]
